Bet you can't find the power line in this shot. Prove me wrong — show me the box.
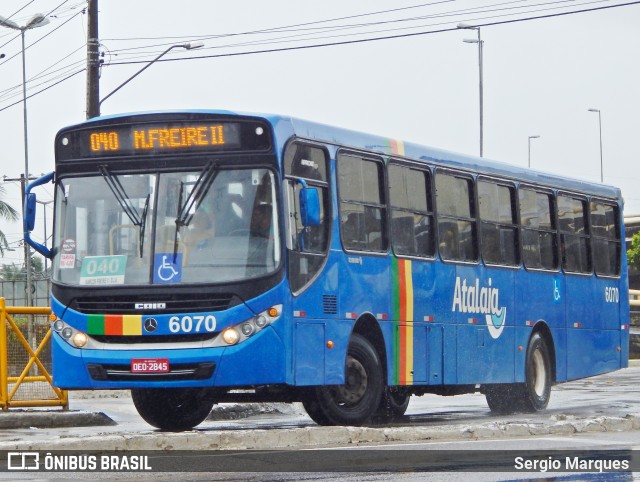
[0,68,84,113]
[102,0,456,44]
[99,0,611,55]
[0,8,84,67]
[0,45,85,98]
[2,1,37,23]
[1,0,639,112]
[105,1,640,67]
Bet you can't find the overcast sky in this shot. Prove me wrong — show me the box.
[1,0,639,265]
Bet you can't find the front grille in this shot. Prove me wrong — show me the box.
[91,333,217,344]
[72,293,238,314]
[87,362,215,381]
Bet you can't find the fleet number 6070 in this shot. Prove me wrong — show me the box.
[168,315,217,333]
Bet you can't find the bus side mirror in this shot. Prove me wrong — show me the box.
[24,171,55,259]
[299,186,321,226]
[24,193,36,232]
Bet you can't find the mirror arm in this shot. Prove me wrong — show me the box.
[24,171,55,259]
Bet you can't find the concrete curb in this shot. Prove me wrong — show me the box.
[0,410,116,430]
[0,413,638,451]
[0,402,284,430]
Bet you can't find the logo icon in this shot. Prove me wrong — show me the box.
[7,452,39,471]
[144,318,158,333]
[451,277,507,339]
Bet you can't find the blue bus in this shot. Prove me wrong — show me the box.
[25,111,629,430]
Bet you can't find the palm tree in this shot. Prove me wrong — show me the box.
[0,184,18,256]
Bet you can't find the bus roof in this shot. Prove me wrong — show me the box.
[80,109,622,202]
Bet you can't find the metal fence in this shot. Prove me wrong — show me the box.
[0,298,67,410]
[0,278,51,307]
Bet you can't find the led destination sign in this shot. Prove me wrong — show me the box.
[90,124,233,152]
[56,119,272,160]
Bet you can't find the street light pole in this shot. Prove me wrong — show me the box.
[528,135,540,168]
[588,108,603,182]
[99,42,204,111]
[458,24,484,157]
[0,13,50,307]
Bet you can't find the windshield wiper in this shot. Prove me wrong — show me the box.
[99,165,147,257]
[139,194,150,257]
[173,161,218,261]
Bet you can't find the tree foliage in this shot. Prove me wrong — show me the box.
[627,231,640,272]
[0,184,18,256]
[0,256,46,280]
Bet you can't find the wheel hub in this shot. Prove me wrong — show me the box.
[532,349,546,397]
[336,356,368,404]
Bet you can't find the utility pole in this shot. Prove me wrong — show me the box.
[4,174,38,305]
[86,0,100,119]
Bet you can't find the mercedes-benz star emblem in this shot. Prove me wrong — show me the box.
[144,318,158,333]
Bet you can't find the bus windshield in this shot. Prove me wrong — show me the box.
[52,167,280,286]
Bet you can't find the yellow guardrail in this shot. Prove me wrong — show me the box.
[0,297,68,410]
[630,289,640,308]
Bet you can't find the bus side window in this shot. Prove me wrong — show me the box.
[435,171,478,262]
[338,152,388,253]
[558,194,591,274]
[590,201,621,276]
[388,163,435,258]
[519,188,559,271]
[478,179,519,266]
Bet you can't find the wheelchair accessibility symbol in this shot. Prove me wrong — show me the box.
[553,278,561,303]
[154,254,182,284]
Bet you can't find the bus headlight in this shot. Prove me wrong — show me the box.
[240,323,255,336]
[213,304,282,347]
[72,332,88,348]
[222,328,240,345]
[51,318,91,349]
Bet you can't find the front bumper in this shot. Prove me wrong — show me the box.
[51,326,286,389]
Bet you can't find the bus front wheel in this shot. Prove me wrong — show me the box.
[131,387,215,431]
[302,334,384,426]
[376,387,410,420]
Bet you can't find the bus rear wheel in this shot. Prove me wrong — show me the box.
[485,332,552,414]
[302,334,383,426]
[521,332,552,412]
[131,387,215,431]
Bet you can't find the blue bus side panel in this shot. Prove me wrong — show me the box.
[515,270,567,382]
[565,274,618,380]
[455,326,515,384]
[294,322,325,385]
[566,329,621,380]
[214,326,287,386]
[324,320,352,384]
[450,266,515,385]
[426,325,444,384]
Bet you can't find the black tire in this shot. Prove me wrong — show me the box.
[376,387,410,420]
[131,387,215,431]
[485,332,552,414]
[301,396,333,426]
[303,334,384,426]
[485,383,525,414]
[521,332,552,412]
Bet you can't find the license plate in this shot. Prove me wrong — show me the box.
[130,358,169,373]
